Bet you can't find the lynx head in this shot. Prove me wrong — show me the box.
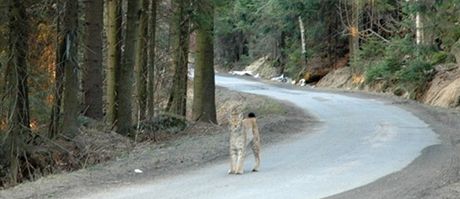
[228,112,244,130]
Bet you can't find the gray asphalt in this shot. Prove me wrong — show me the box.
[80,76,439,199]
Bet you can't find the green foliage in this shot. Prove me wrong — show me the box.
[361,39,386,58]
[314,0,457,84]
[402,0,460,51]
[385,37,415,59]
[365,61,396,83]
[363,36,436,98]
[426,0,460,50]
[284,49,302,77]
[283,36,306,77]
[430,51,450,64]
[399,59,432,86]
[352,37,386,71]
[215,0,333,73]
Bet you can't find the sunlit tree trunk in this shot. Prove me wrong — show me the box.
[349,0,361,64]
[83,0,104,120]
[62,0,80,137]
[106,0,122,126]
[167,0,190,117]
[146,0,158,119]
[407,0,432,46]
[416,0,434,46]
[415,4,423,45]
[298,16,307,67]
[192,0,217,124]
[49,8,64,138]
[117,0,142,134]
[6,0,31,184]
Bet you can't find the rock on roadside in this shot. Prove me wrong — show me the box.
[424,65,460,109]
[316,67,353,89]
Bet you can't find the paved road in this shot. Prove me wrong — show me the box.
[82,76,439,199]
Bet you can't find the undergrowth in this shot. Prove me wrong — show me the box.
[353,36,439,99]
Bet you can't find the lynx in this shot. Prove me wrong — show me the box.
[228,112,260,174]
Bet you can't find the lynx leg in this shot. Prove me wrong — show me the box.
[229,148,238,174]
[251,141,260,172]
[235,148,245,174]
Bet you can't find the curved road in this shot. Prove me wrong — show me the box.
[82,76,439,199]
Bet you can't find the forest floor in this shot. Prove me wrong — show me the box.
[0,87,314,199]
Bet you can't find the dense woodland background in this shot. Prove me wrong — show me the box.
[0,0,459,188]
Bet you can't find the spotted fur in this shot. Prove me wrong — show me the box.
[228,113,260,174]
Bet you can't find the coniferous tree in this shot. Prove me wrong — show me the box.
[135,0,149,121]
[349,0,361,65]
[146,0,158,119]
[83,0,104,120]
[61,0,80,137]
[5,0,31,184]
[49,3,65,139]
[106,0,122,126]
[167,0,191,117]
[192,0,217,124]
[117,0,142,134]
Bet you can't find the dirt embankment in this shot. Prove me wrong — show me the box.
[0,87,314,199]
[244,56,280,79]
[316,64,460,110]
[316,38,460,110]
[315,67,356,89]
[423,64,460,108]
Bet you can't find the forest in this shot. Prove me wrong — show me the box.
[0,0,459,189]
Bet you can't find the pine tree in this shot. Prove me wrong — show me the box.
[135,0,149,121]
[167,0,191,117]
[350,0,361,64]
[61,0,80,136]
[192,0,217,124]
[146,0,158,119]
[6,0,31,184]
[106,0,122,126]
[83,0,104,120]
[48,3,65,138]
[117,0,142,134]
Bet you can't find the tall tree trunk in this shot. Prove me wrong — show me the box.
[49,9,65,139]
[106,0,122,126]
[415,2,423,45]
[167,0,190,117]
[298,16,307,68]
[62,0,80,137]
[274,31,287,71]
[135,0,148,122]
[117,0,142,134]
[349,0,361,65]
[192,0,217,124]
[146,0,158,119]
[324,0,342,65]
[414,0,434,46]
[6,0,31,184]
[83,0,104,120]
